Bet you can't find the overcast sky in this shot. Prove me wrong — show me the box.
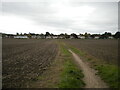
[0,0,118,34]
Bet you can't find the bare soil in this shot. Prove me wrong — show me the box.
[2,39,58,88]
[69,49,108,88]
[64,39,118,64]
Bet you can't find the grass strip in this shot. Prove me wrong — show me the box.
[58,42,85,88]
[95,64,120,88]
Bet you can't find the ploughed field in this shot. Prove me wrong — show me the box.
[63,39,118,64]
[2,39,58,88]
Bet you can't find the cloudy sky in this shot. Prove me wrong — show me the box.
[0,0,118,34]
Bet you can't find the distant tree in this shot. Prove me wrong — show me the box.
[51,33,54,36]
[29,33,35,36]
[45,32,51,36]
[64,33,70,38]
[84,32,90,39]
[114,31,120,39]
[101,32,112,39]
[20,33,23,36]
[27,32,32,38]
[24,33,27,35]
[60,33,64,36]
[79,33,84,36]
[71,33,78,38]
[16,33,19,35]
[90,34,95,39]
[40,33,44,36]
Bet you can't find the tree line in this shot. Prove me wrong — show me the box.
[1,31,120,39]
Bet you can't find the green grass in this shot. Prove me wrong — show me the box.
[69,45,86,57]
[67,44,119,88]
[95,64,120,88]
[58,42,85,88]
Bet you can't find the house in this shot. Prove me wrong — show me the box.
[80,36,85,39]
[77,35,81,39]
[5,34,14,38]
[58,36,65,39]
[70,36,74,39]
[36,36,42,39]
[46,36,52,39]
[14,36,28,39]
[52,35,58,39]
[78,35,85,39]
[108,36,113,39]
[31,35,37,39]
[40,35,45,39]
[94,36,99,39]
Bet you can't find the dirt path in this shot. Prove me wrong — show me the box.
[68,49,108,88]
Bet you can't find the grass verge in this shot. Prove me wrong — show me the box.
[58,42,85,88]
[67,44,119,88]
[95,64,120,88]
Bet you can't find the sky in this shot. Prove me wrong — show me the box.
[0,0,119,35]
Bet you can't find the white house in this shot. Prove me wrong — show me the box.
[94,36,99,39]
[108,36,113,39]
[33,35,42,39]
[14,36,28,39]
[31,35,37,39]
[77,35,81,39]
[70,36,74,39]
[52,36,58,39]
[58,36,64,39]
[78,35,85,39]
[46,36,52,39]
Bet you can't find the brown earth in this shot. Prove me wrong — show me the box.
[2,39,58,88]
[30,46,63,88]
[63,39,118,64]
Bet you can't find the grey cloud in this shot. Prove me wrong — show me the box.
[1,1,118,34]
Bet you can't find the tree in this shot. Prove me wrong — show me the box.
[20,33,23,36]
[64,33,70,38]
[71,33,78,38]
[51,33,54,36]
[114,31,120,39]
[101,32,112,39]
[60,33,64,36]
[45,32,51,36]
[16,33,19,35]
[84,32,90,39]
[24,33,27,35]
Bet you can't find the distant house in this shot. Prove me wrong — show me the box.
[78,35,85,39]
[40,35,45,39]
[70,36,74,39]
[14,36,28,39]
[36,36,42,39]
[58,36,65,39]
[87,36,92,39]
[4,35,8,38]
[52,35,58,39]
[94,36,99,39]
[77,35,80,39]
[31,35,37,39]
[108,36,113,39]
[46,36,52,39]
[5,34,14,38]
